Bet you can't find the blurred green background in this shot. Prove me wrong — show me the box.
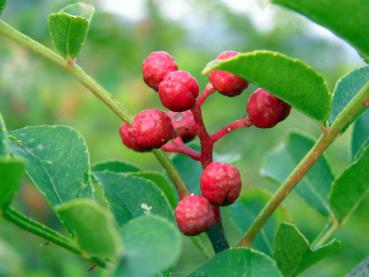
[0,0,368,276]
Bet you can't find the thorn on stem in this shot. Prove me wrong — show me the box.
[67,58,76,69]
[87,264,97,272]
[363,99,369,108]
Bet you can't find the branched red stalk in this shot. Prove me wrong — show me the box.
[162,144,201,161]
[172,137,185,146]
[197,83,216,106]
[211,117,252,144]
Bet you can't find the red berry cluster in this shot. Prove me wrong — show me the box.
[119,50,292,236]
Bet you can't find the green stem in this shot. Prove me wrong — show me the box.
[3,207,109,268]
[238,81,369,247]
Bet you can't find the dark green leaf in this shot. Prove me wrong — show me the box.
[10,126,93,207]
[0,157,25,208]
[273,223,340,277]
[329,67,369,125]
[0,113,10,156]
[348,256,369,277]
[352,110,369,160]
[127,171,177,208]
[115,215,182,277]
[189,248,283,277]
[0,0,6,14]
[93,171,174,226]
[230,189,289,255]
[203,50,330,122]
[56,199,122,259]
[329,145,369,223]
[48,3,95,59]
[261,132,334,216]
[273,0,369,61]
[92,160,140,173]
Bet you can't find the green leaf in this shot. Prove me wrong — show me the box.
[261,132,334,216]
[115,215,182,277]
[48,3,95,59]
[352,110,369,160]
[0,113,10,156]
[230,189,289,255]
[9,126,93,207]
[92,160,140,173]
[127,171,177,208]
[348,256,369,277]
[0,0,6,14]
[0,157,25,209]
[329,145,369,223]
[329,67,369,125]
[56,199,122,259]
[273,223,340,277]
[272,0,369,61]
[93,171,174,226]
[203,50,330,122]
[189,248,283,277]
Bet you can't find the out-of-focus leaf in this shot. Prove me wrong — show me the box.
[92,160,140,173]
[127,171,177,208]
[0,157,25,209]
[352,110,369,160]
[329,145,369,223]
[48,3,95,59]
[0,0,6,14]
[203,50,330,122]
[0,240,23,276]
[230,190,289,255]
[329,67,369,125]
[10,126,94,207]
[273,0,369,61]
[56,199,122,259]
[93,171,173,226]
[261,132,334,216]
[348,256,369,277]
[0,113,9,156]
[273,223,341,277]
[189,248,283,277]
[115,215,182,277]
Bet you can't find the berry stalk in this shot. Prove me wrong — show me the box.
[211,117,253,144]
[162,144,201,161]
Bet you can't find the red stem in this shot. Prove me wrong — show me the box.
[197,83,216,106]
[162,144,201,161]
[211,117,252,144]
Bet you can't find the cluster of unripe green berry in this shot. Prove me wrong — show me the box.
[119,50,291,236]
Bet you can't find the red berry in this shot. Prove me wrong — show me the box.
[247,89,291,128]
[209,51,249,97]
[200,162,241,206]
[175,194,216,236]
[122,109,175,151]
[167,111,197,143]
[142,51,178,91]
[158,71,199,112]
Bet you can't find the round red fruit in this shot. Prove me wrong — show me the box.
[209,51,249,97]
[119,123,144,151]
[200,162,241,206]
[247,89,291,128]
[175,194,216,236]
[167,111,197,142]
[159,71,199,112]
[129,109,175,150]
[142,51,178,91]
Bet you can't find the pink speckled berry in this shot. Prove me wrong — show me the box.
[200,162,241,206]
[175,194,216,236]
[142,51,178,91]
[167,111,197,143]
[123,109,175,151]
[247,89,291,128]
[209,51,249,97]
[158,71,199,112]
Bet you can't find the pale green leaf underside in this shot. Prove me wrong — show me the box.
[329,145,369,223]
[230,189,289,256]
[261,132,334,216]
[352,110,369,160]
[189,248,283,277]
[93,171,174,226]
[56,199,122,259]
[0,113,10,156]
[9,126,93,207]
[273,0,369,61]
[92,160,140,173]
[0,157,25,208]
[115,215,182,277]
[348,256,369,277]
[203,50,330,122]
[273,223,340,277]
[329,67,369,125]
[48,3,94,59]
